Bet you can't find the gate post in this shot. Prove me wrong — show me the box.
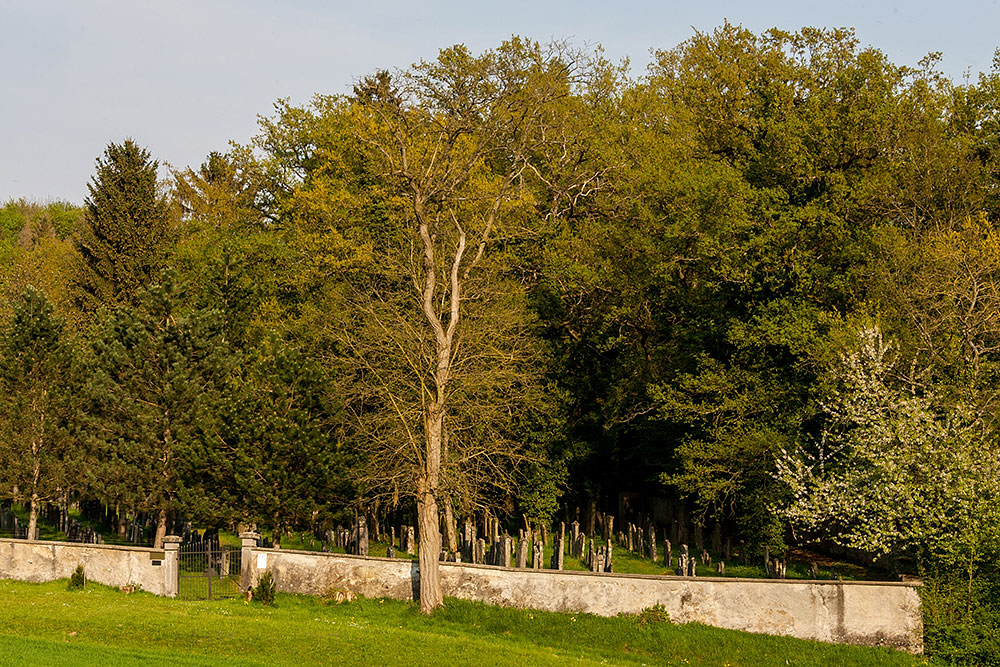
[239,532,260,593]
[163,535,182,598]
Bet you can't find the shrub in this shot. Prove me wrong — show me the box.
[251,570,276,606]
[68,564,86,590]
[636,604,671,628]
[319,587,357,605]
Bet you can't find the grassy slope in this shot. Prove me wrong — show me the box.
[0,579,931,667]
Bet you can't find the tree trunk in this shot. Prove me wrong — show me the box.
[443,497,458,553]
[28,493,39,541]
[417,400,445,612]
[416,485,442,612]
[153,507,168,549]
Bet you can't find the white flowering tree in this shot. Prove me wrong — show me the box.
[776,325,1000,563]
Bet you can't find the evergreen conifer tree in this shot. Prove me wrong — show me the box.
[76,139,171,307]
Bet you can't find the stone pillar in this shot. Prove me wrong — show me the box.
[239,532,259,592]
[163,535,182,598]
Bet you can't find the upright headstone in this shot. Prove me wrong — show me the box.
[475,538,486,565]
[357,515,368,557]
[648,526,657,563]
[532,540,543,569]
[516,536,528,568]
[406,526,416,555]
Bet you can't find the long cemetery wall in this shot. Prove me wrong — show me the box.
[247,545,923,653]
[0,506,924,653]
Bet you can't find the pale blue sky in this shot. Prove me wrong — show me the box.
[2,0,998,204]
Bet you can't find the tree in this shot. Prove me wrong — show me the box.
[76,139,172,307]
[342,39,597,611]
[0,288,83,539]
[87,275,230,547]
[776,324,1000,562]
[213,339,352,545]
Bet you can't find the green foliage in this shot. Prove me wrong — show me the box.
[0,288,85,525]
[777,325,1000,559]
[922,562,1000,666]
[635,604,671,628]
[76,139,172,307]
[251,570,276,606]
[68,564,86,589]
[86,274,232,539]
[214,338,350,541]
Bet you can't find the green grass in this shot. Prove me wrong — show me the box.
[0,578,931,666]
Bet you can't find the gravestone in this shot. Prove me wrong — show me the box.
[475,538,486,565]
[405,526,416,555]
[515,536,528,568]
[357,516,369,556]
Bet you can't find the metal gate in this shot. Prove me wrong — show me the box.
[178,541,242,600]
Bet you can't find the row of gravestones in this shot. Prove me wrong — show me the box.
[65,518,101,544]
[0,510,29,539]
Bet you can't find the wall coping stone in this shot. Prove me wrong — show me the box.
[250,546,919,587]
[0,537,164,555]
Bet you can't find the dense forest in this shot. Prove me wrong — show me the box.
[3,25,1000,659]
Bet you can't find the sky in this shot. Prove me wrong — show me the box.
[2,0,999,204]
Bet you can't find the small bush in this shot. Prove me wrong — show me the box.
[119,583,143,595]
[68,564,86,590]
[636,604,671,628]
[251,570,276,606]
[320,587,357,605]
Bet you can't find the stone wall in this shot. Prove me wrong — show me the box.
[0,538,172,596]
[247,547,922,653]
[0,538,923,652]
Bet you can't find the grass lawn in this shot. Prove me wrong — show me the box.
[0,578,931,666]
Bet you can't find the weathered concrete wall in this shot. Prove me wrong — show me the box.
[0,538,169,596]
[250,548,416,600]
[247,548,922,652]
[0,538,922,652]
[440,564,922,652]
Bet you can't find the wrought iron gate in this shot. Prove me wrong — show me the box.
[178,541,242,600]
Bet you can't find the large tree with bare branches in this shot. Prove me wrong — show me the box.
[336,39,605,611]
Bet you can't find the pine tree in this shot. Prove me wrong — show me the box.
[75,139,172,307]
[0,287,83,539]
[88,274,230,547]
